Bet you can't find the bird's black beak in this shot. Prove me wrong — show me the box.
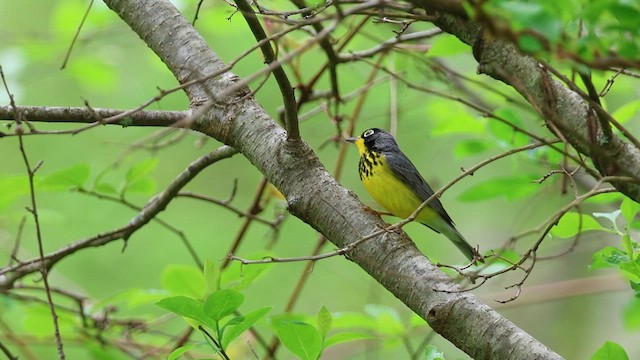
[345,137,358,143]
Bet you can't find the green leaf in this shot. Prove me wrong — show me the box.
[220,253,272,289]
[426,34,468,58]
[156,296,208,324]
[612,100,640,125]
[161,264,205,299]
[94,182,117,195]
[621,197,640,225]
[324,332,373,348]
[125,177,156,194]
[223,264,270,291]
[618,257,640,282]
[42,163,90,189]
[590,246,629,270]
[424,345,446,360]
[609,4,640,29]
[222,306,271,348]
[203,289,244,321]
[623,297,640,329]
[168,344,196,360]
[274,322,322,360]
[590,341,629,360]
[224,316,245,327]
[552,212,604,239]
[317,305,332,340]
[621,233,634,258]
[457,175,539,202]
[632,281,640,297]
[496,2,562,41]
[268,313,310,326]
[204,259,221,294]
[126,158,158,183]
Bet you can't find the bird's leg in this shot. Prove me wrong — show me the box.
[363,206,401,233]
[472,246,485,264]
[375,222,403,234]
[363,205,392,217]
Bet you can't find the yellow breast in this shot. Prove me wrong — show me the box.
[359,150,436,222]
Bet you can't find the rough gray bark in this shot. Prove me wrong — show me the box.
[101,0,563,358]
[420,10,640,201]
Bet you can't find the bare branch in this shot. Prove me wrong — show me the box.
[0,146,238,288]
[1,67,66,359]
[0,105,188,133]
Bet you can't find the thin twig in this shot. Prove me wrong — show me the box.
[60,0,95,69]
[75,187,203,268]
[0,339,18,360]
[0,146,238,288]
[7,216,26,266]
[228,230,384,264]
[198,326,230,360]
[234,0,300,141]
[192,0,206,25]
[177,191,282,228]
[438,181,626,300]
[1,66,66,359]
[542,61,640,150]
[599,68,624,97]
[221,178,269,269]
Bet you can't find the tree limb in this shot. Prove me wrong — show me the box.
[0,106,187,131]
[100,0,563,358]
[415,7,640,202]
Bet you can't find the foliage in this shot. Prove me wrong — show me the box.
[1,0,640,359]
[591,341,629,360]
[475,0,640,63]
[155,261,434,359]
[590,198,640,296]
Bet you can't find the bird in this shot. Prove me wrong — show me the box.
[346,128,481,263]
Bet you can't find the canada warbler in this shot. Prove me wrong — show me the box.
[346,128,480,262]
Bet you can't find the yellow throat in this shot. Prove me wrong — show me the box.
[354,137,433,221]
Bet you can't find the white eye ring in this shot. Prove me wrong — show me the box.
[363,129,375,137]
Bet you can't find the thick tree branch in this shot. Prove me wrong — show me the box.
[100,0,562,358]
[0,106,187,131]
[413,7,640,202]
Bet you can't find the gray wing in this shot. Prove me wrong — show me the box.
[384,150,455,226]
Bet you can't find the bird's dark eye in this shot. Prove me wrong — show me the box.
[363,129,375,138]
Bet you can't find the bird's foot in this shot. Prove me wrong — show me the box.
[375,222,403,234]
[471,246,485,265]
[363,206,392,217]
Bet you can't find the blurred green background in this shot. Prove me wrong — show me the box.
[1,0,639,359]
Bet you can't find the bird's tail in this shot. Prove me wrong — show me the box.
[442,226,483,263]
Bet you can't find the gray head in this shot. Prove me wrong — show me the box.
[359,128,400,154]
